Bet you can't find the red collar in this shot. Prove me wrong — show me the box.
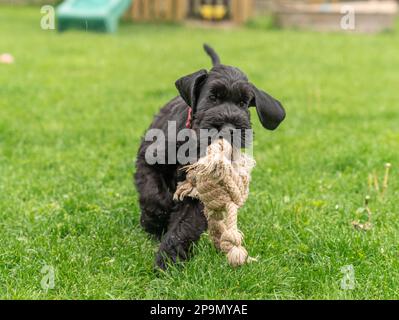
[185,107,193,129]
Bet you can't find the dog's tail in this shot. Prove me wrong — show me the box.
[203,44,221,66]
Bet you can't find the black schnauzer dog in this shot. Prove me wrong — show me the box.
[135,44,285,270]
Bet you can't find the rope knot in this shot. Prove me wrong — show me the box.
[220,229,243,250]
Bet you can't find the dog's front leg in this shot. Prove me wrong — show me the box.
[155,198,207,270]
[135,161,175,240]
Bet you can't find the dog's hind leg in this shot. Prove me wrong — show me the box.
[155,198,207,270]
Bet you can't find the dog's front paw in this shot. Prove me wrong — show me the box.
[155,234,189,270]
[155,251,170,271]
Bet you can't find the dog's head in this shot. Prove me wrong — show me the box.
[175,44,286,147]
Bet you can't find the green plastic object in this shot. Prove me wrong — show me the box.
[57,0,132,33]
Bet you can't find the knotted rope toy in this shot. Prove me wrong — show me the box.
[174,139,256,267]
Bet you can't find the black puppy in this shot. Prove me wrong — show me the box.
[135,44,285,269]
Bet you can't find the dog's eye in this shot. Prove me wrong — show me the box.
[239,101,247,108]
[209,95,217,103]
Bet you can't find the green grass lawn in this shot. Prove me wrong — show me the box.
[1,6,399,300]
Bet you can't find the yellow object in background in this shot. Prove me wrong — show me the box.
[200,4,227,21]
[213,5,227,20]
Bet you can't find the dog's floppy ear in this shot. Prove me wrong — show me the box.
[250,84,286,130]
[175,69,208,110]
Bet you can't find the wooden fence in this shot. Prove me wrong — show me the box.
[129,0,254,24]
[231,0,254,24]
[130,0,188,22]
